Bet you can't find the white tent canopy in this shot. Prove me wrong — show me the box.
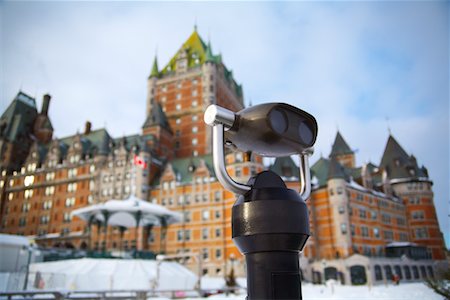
[28,258,197,291]
[72,196,182,228]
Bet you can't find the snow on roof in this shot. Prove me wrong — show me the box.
[0,233,30,246]
[347,179,394,199]
[386,241,418,247]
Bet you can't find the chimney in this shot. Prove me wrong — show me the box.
[41,94,51,115]
[84,121,92,135]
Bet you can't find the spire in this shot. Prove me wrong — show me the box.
[205,40,215,63]
[329,131,353,157]
[150,56,159,78]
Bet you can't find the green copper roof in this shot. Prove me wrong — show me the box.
[0,92,38,143]
[150,56,159,78]
[380,135,427,180]
[327,157,349,181]
[270,156,298,178]
[60,128,112,156]
[311,157,330,187]
[160,30,221,75]
[205,41,215,63]
[330,131,353,157]
[152,154,215,186]
[142,101,172,133]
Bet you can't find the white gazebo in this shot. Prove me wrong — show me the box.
[72,196,182,253]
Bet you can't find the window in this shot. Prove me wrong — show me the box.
[43,200,52,210]
[22,203,31,212]
[340,223,347,234]
[336,187,343,195]
[235,167,242,177]
[63,212,72,223]
[40,215,50,224]
[202,210,210,221]
[19,217,26,227]
[329,188,334,196]
[192,90,198,97]
[24,175,34,186]
[408,196,420,204]
[214,191,221,202]
[384,230,394,240]
[415,228,428,239]
[65,197,76,207]
[202,248,209,260]
[202,228,209,239]
[67,183,77,193]
[24,189,33,199]
[338,206,345,214]
[177,230,183,241]
[350,225,355,236]
[215,228,221,237]
[411,211,425,220]
[359,209,366,219]
[361,226,369,237]
[176,104,181,111]
[192,126,198,133]
[176,118,181,125]
[216,249,222,259]
[192,115,198,121]
[373,227,380,238]
[371,211,378,220]
[185,230,191,241]
[192,138,198,146]
[236,153,243,162]
[381,213,391,223]
[399,233,408,241]
[45,186,55,196]
[68,168,77,178]
[87,195,94,204]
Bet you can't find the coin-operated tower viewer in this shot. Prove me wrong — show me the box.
[204,103,318,300]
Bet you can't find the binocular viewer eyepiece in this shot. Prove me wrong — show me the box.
[204,103,318,157]
[204,102,318,300]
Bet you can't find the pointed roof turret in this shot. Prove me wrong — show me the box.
[330,131,353,157]
[327,158,349,181]
[380,134,427,180]
[149,56,159,78]
[380,135,409,169]
[205,41,215,63]
[270,156,298,178]
[142,101,172,134]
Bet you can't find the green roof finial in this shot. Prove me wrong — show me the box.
[150,56,159,78]
[205,41,214,63]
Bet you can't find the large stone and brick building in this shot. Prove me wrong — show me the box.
[0,28,446,283]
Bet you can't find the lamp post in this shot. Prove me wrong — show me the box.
[20,245,33,290]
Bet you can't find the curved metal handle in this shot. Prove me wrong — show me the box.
[212,124,251,195]
[299,148,313,200]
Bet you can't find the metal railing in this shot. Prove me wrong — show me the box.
[0,287,246,300]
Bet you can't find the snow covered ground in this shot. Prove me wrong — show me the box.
[201,282,443,300]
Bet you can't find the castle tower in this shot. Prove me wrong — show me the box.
[380,135,446,259]
[326,158,352,259]
[142,27,244,158]
[329,131,355,168]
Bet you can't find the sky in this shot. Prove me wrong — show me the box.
[1,1,448,247]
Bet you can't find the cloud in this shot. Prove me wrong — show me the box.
[1,1,448,245]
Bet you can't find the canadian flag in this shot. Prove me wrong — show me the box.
[134,155,147,169]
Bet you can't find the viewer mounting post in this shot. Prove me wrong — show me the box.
[204,103,318,300]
